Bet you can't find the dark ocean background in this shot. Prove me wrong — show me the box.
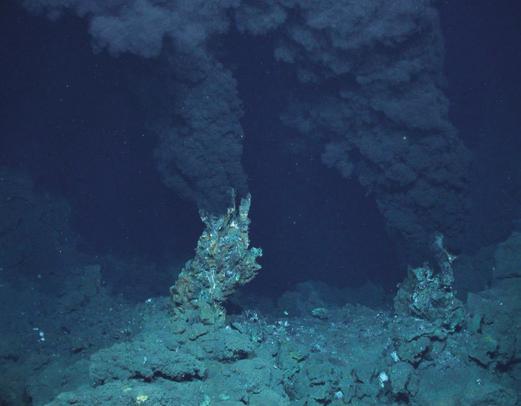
[1,1,520,405]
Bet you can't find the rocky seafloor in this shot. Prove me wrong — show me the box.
[1,233,521,406]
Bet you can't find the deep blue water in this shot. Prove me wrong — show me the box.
[0,0,520,296]
[1,1,521,404]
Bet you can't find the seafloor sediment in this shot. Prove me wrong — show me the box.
[1,235,520,405]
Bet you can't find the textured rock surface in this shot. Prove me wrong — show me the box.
[394,265,465,333]
[0,169,78,278]
[170,194,262,325]
[3,268,520,405]
[493,232,521,280]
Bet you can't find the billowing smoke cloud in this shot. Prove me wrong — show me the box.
[23,0,238,57]
[236,0,470,259]
[24,0,246,214]
[23,0,471,258]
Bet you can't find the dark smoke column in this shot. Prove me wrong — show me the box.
[23,0,248,214]
[154,52,248,214]
[236,0,471,261]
